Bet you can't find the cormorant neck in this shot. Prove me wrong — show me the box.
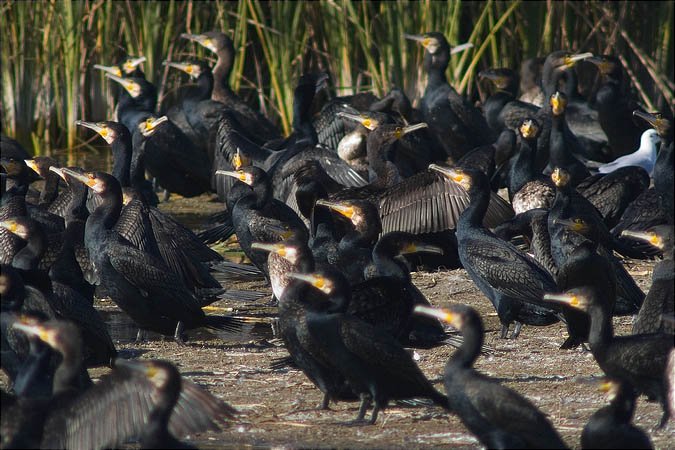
[459,184,490,228]
[88,187,123,233]
[251,179,271,209]
[130,133,147,190]
[610,383,637,423]
[212,48,235,100]
[508,137,538,199]
[588,301,613,356]
[291,87,317,142]
[366,134,397,188]
[12,231,45,271]
[196,71,214,101]
[39,171,61,205]
[53,343,83,394]
[111,137,133,187]
[426,67,448,90]
[449,315,483,368]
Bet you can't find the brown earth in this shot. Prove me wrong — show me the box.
[4,193,673,449]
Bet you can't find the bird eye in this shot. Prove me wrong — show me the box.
[573,218,584,224]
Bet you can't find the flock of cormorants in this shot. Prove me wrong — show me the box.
[1,29,673,449]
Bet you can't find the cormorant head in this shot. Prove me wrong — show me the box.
[413,304,480,332]
[543,287,591,312]
[633,110,672,139]
[478,68,517,92]
[518,118,541,140]
[553,216,601,244]
[315,199,380,232]
[337,112,382,131]
[251,241,301,264]
[76,120,130,145]
[0,157,27,178]
[598,379,625,402]
[115,358,178,390]
[181,31,233,55]
[544,50,594,73]
[369,88,413,119]
[12,317,82,360]
[120,55,147,75]
[550,167,571,188]
[428,164,474,192]
[104,73,143,98]
[621,225,673,251]
[215,166,266,187]
[587,55,621,78]
[0,217,33,241]
[138,116,169,137]
[60,168,113,195]
[549,91,568,116]
[24,156,58,179]
[287,268,349,300]
[163,60,210,80]
[377,123,429,144]
[405,32,471,73]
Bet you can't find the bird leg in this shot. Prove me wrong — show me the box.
[500,323,510,339]
[356,393,371,421]
[369,402,382,425]
[319,393,331,410]
[174,321,187,345]
[135,328,148,343]
[510,321,523,339]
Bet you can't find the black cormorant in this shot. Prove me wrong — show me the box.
[414,304,566,449]
[430,165,560,338]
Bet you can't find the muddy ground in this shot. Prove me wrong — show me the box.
[5,193,674,449]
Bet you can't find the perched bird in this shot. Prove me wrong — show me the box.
[291,268,450,424]
[597,129,660,175]
[621,226,674,335]
[414,305,566,449]
[430,165,560,338]
[544,284,671,428]
[581,380,653,450]
[62,169,244,342]
[405,32,492,161]
[10,317,236,449]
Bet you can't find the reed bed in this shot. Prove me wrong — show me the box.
[1,0,673,156]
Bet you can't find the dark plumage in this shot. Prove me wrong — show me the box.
[406,32,495,161]
[581,380,653,450]
[291,268,450,423]
[544,284,671,428]
[63,169,243,342]
[431,165,560,339]
[415,304,566,449]
[621,226,674,335]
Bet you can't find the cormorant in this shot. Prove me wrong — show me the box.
[405,32,492,161]
[11,317,236,449]
[430,165,560,338]
[62,169,245,342]
[414,304,566,449]
[290,268,450,424]
[587,55,647,157]
[181,31,280,145]
[508,118,555,214]
[544,285,671,428]
[621,226,674,335]
[216,166,308,280]
[546,91,590,186]
[581,379,653,450]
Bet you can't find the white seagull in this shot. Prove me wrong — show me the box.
[598,129,661,175]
